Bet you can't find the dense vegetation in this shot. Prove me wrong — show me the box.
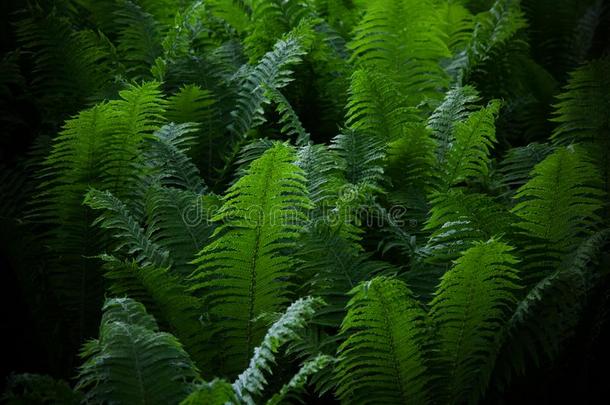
[0,0,609,403]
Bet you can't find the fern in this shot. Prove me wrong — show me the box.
[265,354,334,405]
[32,82,165,355]
[244,0,316,62]
[181,379,237,405]
[114,0,163,80]
[145,187,218,275]
[551,57,610,195]
[492,229,610,390]
[430,239,519,404]
[146,122,208,194]
[437,99,500,189]
[452,0,528,85]
[85,189,171,268]
[232,296,323,404]
[266,85,311,145]
[345,69,420,142]
[423,189,513,263]
[14,5,115,122]
[76,297,199,404]
[191,142,311,375]
[330,128,385,190]
[427,85,481,165]
[512,146,605,279]
[297,223,393,327]
[335,277,431,404]
[100,257,212,373]
[349,0,450,104]
[496,142,555,198]
[228,26,310,139]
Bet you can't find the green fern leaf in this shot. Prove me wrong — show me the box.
[335,277,431,404]
[512,146,604,278]
[191,142,311,375]
[77,298,199,404]
[430,239,519,404]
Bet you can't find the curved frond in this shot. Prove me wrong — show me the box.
[232,296,323,404]
[101,258,212,373]
[427,85,481,165]
[84,188,171,268]
[147,123,207,194]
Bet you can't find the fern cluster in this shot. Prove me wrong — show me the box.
[1,0,608,403]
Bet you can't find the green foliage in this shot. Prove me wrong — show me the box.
[512,146,604,278]
[191,142,311,375]
[430,239,519,404]
[336,277,431,404]
[551,56,610,194]
[349,0,450,103]
[77,298,199,404]
[437,99,501,189]
[3,0,609,403]
[232,296,323,404]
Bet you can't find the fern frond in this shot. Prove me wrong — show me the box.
[385,123,436,218]
[32,82,166,350]
[430,239,519,404]
[296,143,344,210]
[244,0,316,62]
[146,123,207,194]
[297,223,393,327]
[345,69,420,142]
[77,297,198,404]
[266,85,310,145]
[427,85,481,165]
[84,188,171,268]
[452,0,527,84]
[330,128,385,190]
[349,0,450,103]
[496,142,555,198]
[146,187,219,275]
[422,189,513,263]
[437,99,500,189]
[551,57,610,195]
[15,6,114,121]
[232,296,323,404]
[335,277,431,404]
[265,354,334,405]
[101,257,212,373]
[511,146,605,278]
[229,28,309,139]
[191,142,311,375]
[492,229,610,389]
[114,0,163,80]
